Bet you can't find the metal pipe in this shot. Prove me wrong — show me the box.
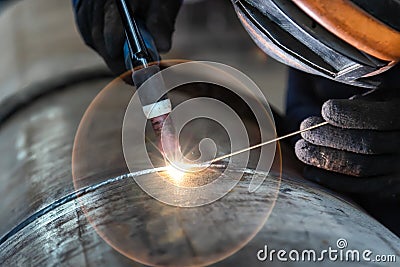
[0,1,399,266]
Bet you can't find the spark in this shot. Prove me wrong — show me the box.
[161,121,328,181]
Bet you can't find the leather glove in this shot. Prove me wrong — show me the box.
[74,0,182,76]
[295,87,400,200]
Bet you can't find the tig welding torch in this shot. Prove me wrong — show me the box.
[115,0,178,159]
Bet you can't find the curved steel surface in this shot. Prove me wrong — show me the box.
[0,80,398,266]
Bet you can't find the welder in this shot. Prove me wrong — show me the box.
[73,0,400,236]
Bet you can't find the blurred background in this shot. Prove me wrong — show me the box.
[0,0,288,113]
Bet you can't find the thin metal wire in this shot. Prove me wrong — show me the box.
[209,121,329,163]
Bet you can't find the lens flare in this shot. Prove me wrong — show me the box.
[72,60,281,267]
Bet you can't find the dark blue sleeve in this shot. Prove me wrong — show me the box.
[284,68,321,137]
[72,0,81,9]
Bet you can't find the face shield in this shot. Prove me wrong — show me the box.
[232,0,400,88]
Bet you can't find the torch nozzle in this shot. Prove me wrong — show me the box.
[150,114,180,162]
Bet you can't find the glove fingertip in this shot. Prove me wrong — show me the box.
[155,35,172,53]
[294,139,312,165]
[146,0,182,53]
[147,24,173,53]
[300,116,324,130]
[321,99,352,128]
[300,117,325,143]
[321,100,336,123]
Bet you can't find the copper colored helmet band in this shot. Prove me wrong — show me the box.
[292,0,400,62]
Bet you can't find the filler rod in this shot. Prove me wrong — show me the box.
[208,121,329,164]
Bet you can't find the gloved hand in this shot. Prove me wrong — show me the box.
[295,87,400,200]
[74,0,182,76]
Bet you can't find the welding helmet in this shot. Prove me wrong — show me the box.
[232,0,400,88]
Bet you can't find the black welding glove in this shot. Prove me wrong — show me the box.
[295,87,400,200]
[74,0,182,76]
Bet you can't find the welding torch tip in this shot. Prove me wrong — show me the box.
[150,114,180,160]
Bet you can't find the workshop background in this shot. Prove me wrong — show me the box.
[0,0,287,112]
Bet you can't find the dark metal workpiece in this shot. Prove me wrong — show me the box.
[0,78,399,266]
